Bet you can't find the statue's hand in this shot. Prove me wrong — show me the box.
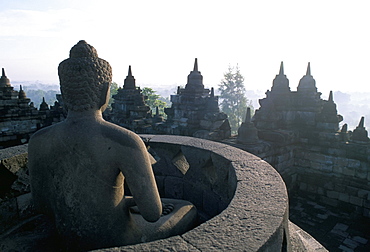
[129,201,174,216]
[161,202,174,216]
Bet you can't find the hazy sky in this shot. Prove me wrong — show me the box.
[1,0,369,95]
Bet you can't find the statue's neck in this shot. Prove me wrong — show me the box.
[66,110,104,122]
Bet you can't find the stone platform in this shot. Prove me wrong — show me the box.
[0,136,326,251]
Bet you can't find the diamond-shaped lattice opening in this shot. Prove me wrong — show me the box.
[147,146,160,165]
[202,158,217,184]
[172,150,190,175]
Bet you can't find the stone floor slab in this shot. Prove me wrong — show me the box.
[290,196,370,252]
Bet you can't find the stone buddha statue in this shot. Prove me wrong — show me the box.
[28,40,197,250]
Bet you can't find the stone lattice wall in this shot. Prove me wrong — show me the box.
[294,143,370,217]
[227,138,370,218]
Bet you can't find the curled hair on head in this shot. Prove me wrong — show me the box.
[58,41,112,112]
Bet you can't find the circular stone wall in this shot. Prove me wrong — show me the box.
[99,135,290,251]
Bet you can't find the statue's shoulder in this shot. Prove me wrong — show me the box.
[29,122,64,146]
[100,121,145,148]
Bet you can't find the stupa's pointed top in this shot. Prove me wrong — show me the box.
[128,65,133,77]
[297,62,317,93]
[245,107,252,123]
[306,62,311,76]
[0,67,11,87]
[328,91,333,102]
[39,97,49,110]
[271,61,290,93]
[193,58,198,72]
[123,65,136,89]
[210,87,214,97]
[352,116,369,142]
[18,85,27,99]
[185,58,203,89]
[358,116,365,128]
[279,61,284,75]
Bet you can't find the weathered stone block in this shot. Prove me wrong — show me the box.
[307,184,317,193]
[327,190,339,199]
[210,120,224,131]
[306,152,321,162]
[333,165,343,174]
[296,159,310,168]
[348,179,366,189]
[342,167,355,177]
[199,120,212,129]
[334,157,348,167]
[348,159,361,169]
[179,117,188,123]
[321,164,333,172]
[349,196,363,207]
[353,236,369,245]
[327,148,345,156]
[317,187,325,195]
[346,186,359,196]
[164,176,184,199]
[320,196,338,207]
[355,169,367,180]
[202,190,220,217]
[311,161,322,170]
[334,183,346,193]
[323,181,334,190]
[364,200,370,209]
[364,208,370,218]
[339,193,350,203]
[183,182,203,211]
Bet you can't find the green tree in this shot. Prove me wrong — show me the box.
[142,87,168,116]
[219,65,251,134]
[108,82,119,108]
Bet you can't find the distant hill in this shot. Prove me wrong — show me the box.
[12,81,60,92]
[12,82,60,109]
[334,91,370,131]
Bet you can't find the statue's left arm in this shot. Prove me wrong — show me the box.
[119,138,162,222]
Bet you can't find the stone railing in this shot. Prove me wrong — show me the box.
[107,134,290,251]
[0,135,326,251]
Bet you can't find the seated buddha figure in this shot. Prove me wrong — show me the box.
[29,40,197,251]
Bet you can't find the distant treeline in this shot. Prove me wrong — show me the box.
[23,88,59,109]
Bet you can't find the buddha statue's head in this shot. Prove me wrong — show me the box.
[58,40,112,112]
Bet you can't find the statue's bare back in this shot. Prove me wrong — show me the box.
[29,41,197,250]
